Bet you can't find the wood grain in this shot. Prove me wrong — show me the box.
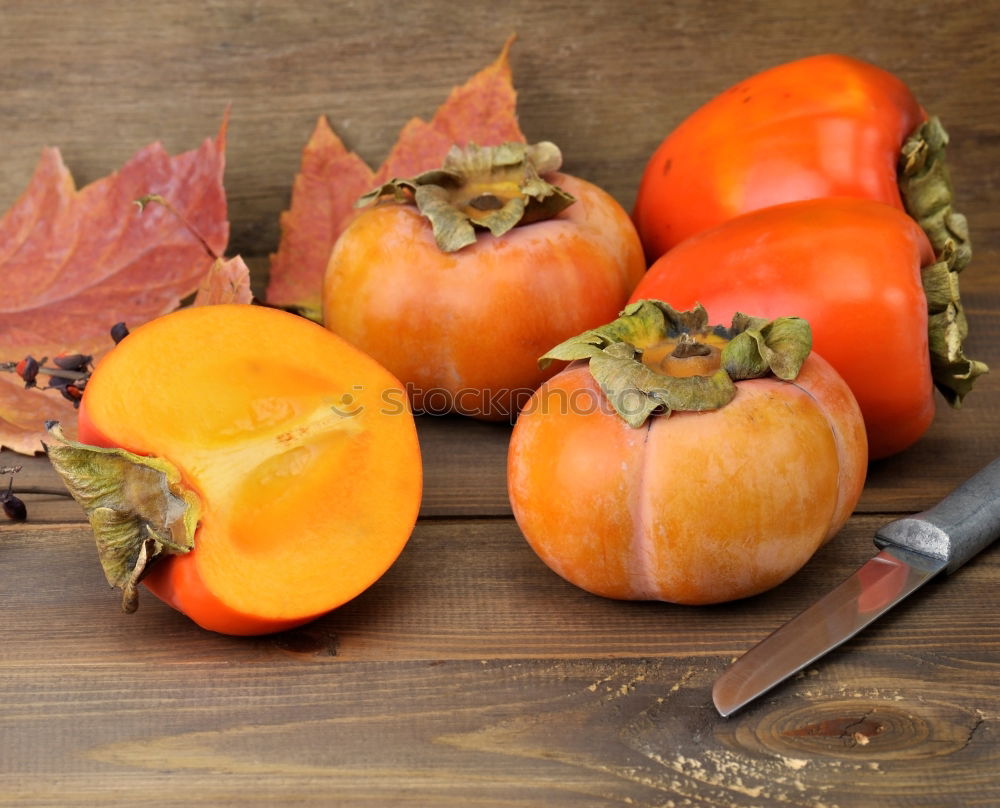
[2,515,998,665]
[2,517,998,806]
[2,652,996,808]
[2,0,1000,805]
[2,0,998,265]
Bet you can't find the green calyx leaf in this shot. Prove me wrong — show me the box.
[541,300,716,367]
[44,422,200,614]
[723,313,812,381]
[922,243,989,406]
[357,141,575,252]
[589,340,736,428]
[899,116,988,405]
[540,300,812,428]
[899,117,971,270]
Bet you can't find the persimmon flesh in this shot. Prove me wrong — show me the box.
[75,304,421,635]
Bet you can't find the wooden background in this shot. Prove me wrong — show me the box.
[2,1,999,805]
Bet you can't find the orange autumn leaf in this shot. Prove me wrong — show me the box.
[192,256,254,306]
[266,35,525,318]
[0,120,229,455]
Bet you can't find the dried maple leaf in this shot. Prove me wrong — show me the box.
[372,34,524,183]
[265,119,375,321]
[192,256,254,306]
[266,35,525,319]
[0,119,229,454]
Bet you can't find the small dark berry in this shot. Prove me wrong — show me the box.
[47,374,73,390]
[2,478,26,522]
[53,353,92,372]
[16,356,40,388]
[61,385,84,406]
[110,322,129,344]
[3,494,27,522]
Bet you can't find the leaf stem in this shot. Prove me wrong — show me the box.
[136,194,220,261]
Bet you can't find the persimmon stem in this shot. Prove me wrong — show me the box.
[136,193,220,261]
[357,142,575,252]
[670,334,712,358]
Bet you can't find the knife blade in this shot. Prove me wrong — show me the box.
[713,455,1000,718]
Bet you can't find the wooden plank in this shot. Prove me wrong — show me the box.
[7,355,1000,523]
[2,2,1000,804]
[7,398,1000,524]
[2,515,997,665]
[1,651,997,807]
[2,516,998,806]
[1,0,998,261]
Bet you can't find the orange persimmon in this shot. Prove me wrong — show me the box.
[322,142,646,420]
[630,198,941,459]
[47,304,421,635]
[632,54,927,261]
[628,55,986,452]
[507,302,867,605]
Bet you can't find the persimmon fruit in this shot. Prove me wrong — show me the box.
[630,198,948,459]
[507,302,868,605]
[322,141,646,420]
[632,54,928,261]
[630,55,986,454]
[47,304,421,635]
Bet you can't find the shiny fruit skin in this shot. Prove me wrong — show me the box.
[508,355,867,605]
[323,172,646,420]
[630,198,935,460]
[632,54,925,261]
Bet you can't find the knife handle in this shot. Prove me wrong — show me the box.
[875,455,1000,574]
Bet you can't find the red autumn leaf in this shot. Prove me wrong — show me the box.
[265,119,375,320]
[372,34,524,183]
[266,35,525,318]
[0,119,229,455]
[192,256,254,306]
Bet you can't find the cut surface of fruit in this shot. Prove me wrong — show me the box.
[77,304,421,634]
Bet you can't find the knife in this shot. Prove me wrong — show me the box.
[713,455,1000,718]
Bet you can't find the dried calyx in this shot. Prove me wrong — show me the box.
[44,422,199,613]
[358,141,576,252]
[898,116,988,405]
[540,300,812,428]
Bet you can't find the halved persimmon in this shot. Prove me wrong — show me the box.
[48,304,421,635]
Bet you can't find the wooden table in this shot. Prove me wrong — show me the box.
[2,2,999,805]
